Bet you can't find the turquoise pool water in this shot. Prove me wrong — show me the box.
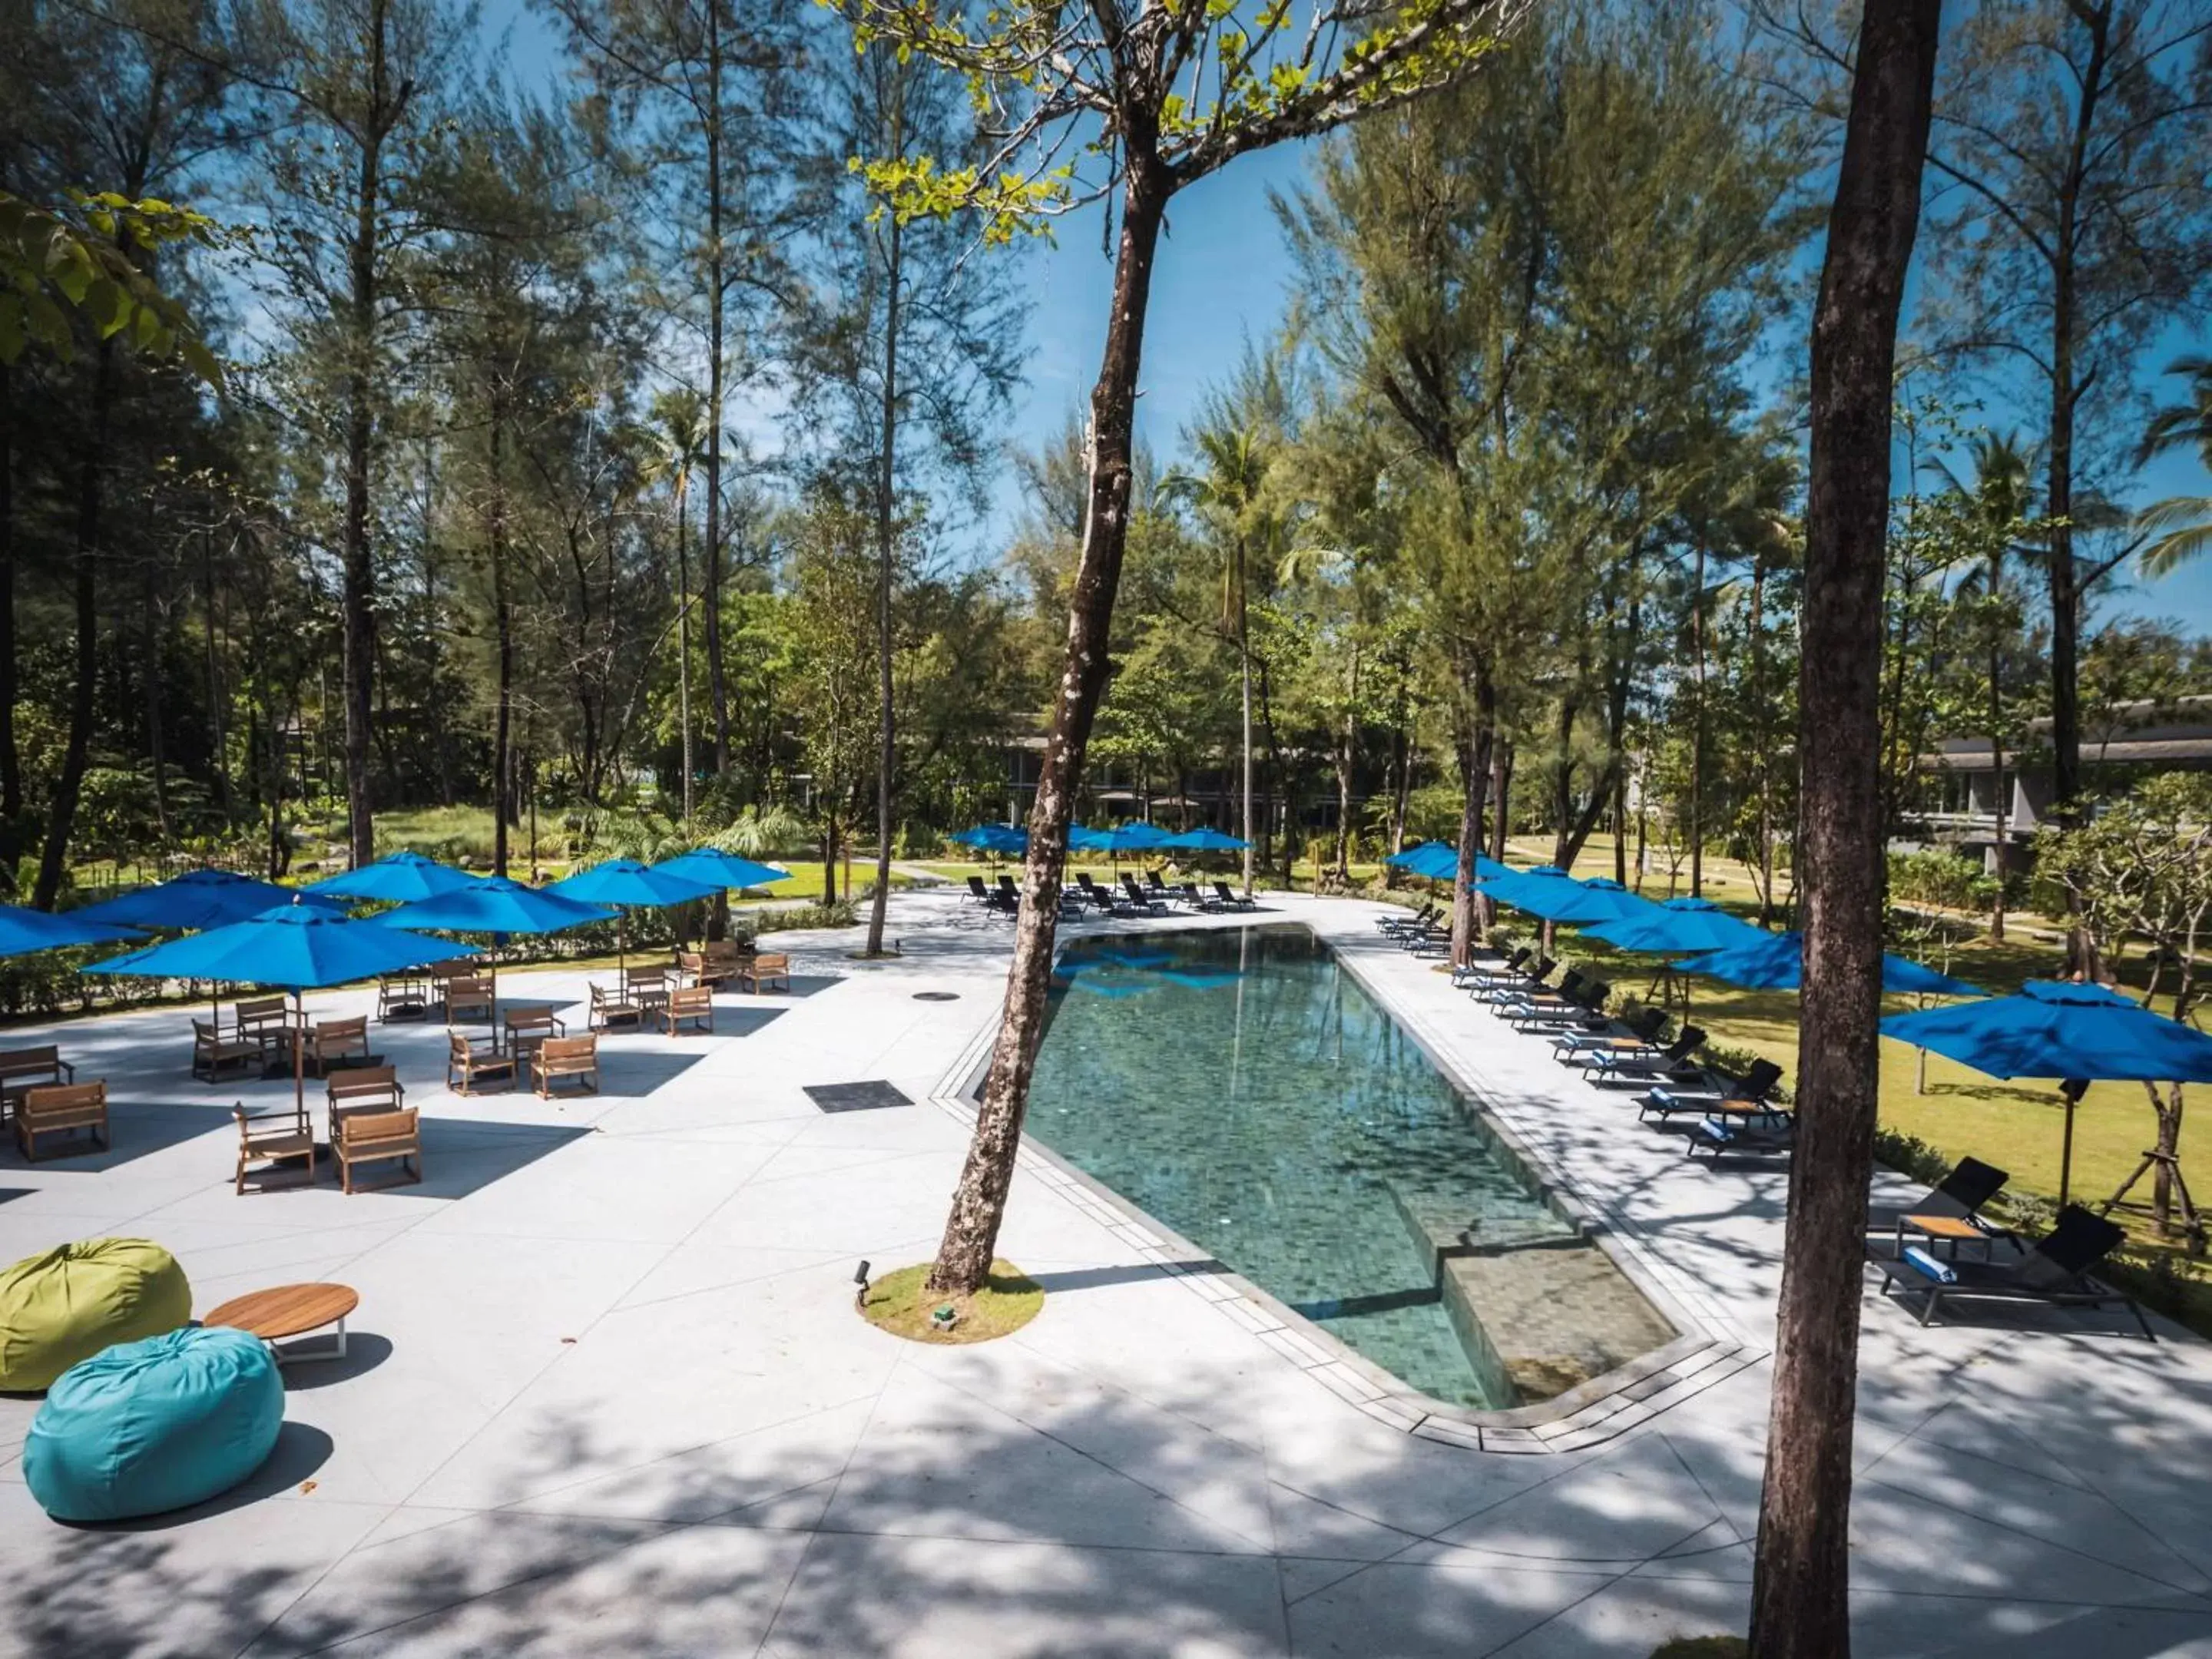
[1025,923,1565,1408]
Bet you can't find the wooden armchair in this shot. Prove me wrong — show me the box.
[233,1103,315,1193]
[737,952,792,995]
[194,1019,263,1082]
[534,1035,599,1099]
[621,964,671,1013]
[328,1064,404,1137]
[336,1108,422,1194]
[233,996,293,1059]
[661,985,714,1036]
[588,982,641,1033]
[447,1030,515,1094]
[16,1081,108,1161]
[377,973,429,1022]
[0,1045,72,1122]
[444,974,495,1022]
[305,1016,371,1077]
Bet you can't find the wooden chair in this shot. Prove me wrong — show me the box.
[377,973,429,1022]
[233,1103,315,1193]
[233,996,293,1061]
[701,940,744,985]
[304,1016,370,1077]
[661,985,714,1036]
[737,952,791,995]
[447,1030,515,1094]
[677,949,727,990]
[588,982,642,1033]
[336,1108,422,1194]
[622,964,671,1014]
[443,974,495,1022]
[16,1081,108,1161]
[534,1035,599,1099]
[0,1045,72,1123]
[502,1008,565,1081]
[194,1019,263,1082]
[328,1064,403,1138]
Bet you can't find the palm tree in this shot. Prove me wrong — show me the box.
[1935,430,2038,941]
[2135,356,2212,578]
[640,390,713,826]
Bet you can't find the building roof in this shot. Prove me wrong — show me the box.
[1922,695,2212,771]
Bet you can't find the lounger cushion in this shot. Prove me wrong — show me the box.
[0,1238,193,1392]
[1902,1246,1957,1285]
[24,1325,283,1522]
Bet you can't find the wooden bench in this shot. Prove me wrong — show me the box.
[535,1035,599,1099]
[661,986,714,1036]
[16,1081,108,1161]
[194,1019,263,1082]
[0,1045,73,1122]
[327,1064,404,1137]
[736,952,791,995]
[335,1108,422,1194]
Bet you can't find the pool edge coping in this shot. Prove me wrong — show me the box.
[926,911,1768,1455]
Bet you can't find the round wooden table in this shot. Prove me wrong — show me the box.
[204,1283,359,1363]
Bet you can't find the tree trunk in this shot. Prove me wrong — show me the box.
[1239,564,1254,897]
[490,395,512,879]
[1689,541,1707,897]
[867,106,905,959]
[33,339,119,911]
[1450,660,1495,966]
[142,565,171,839]
[702,5,733,777]
[1489,739,1512,864]
[928,154,1167,1297]
[677,480,694,823]
[1750,6,1939,1656]
[339,0,393,873]
[0,360,18,825]
[1750,550,1776,925]
[201,518,230,820]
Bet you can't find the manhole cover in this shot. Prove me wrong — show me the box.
[913,991,959,1002]
[804,1081,915,1114]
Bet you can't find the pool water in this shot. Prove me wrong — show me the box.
[1026,924,1569,1408]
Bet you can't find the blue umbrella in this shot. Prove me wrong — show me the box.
[1158,827,1250,852]
[1389,843,1510,884]
[378,877,616,1018]
[88,901,476,1113]
[1881,981,2212,1204]
[1677,932,1983,998]
[1545,877,1669,929]
[652,848,793,893]
[376,877,614,937]
[1585,896,1768,955]
[305,849,477,903]
[75,868,344,932]
[548,859,720,974]
[1470,866,1587,922]
[0,904,142,957]
[951,824,1028,855]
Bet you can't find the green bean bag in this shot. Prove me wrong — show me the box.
[0,1238,192,1392]
[25,1325,283,1522]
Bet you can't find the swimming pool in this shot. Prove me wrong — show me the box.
[1025,923,1583,1409]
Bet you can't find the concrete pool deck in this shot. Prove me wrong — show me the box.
[0,892,2207,1656]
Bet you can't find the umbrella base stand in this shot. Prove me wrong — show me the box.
[2097,1151,2207,1257]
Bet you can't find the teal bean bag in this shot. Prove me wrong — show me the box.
[25,1325,283,1522]
[0,1238,192,1392]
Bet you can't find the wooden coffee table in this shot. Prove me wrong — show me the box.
[204,1283,360,1363]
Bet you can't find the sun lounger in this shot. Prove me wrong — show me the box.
[1212,881,1257,912]
[1554,1005,1667,1063]
[1489,967,1585,1015]
[1381,903,1438,936]
[1638,1058,1783,1124]
[1454,945,1529,988]
[1883,1157,2015,1258]
[1506,980,1610,1033]
[1180,882,1222,912]
[1120,874,1167,914]
[1586,1024,1708,1085]
[1687,1104,1794,1163]
[1472,956,1556,1003]
[1869,1204,2152,1339]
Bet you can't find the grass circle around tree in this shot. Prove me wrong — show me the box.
[857,1260,1043,1345]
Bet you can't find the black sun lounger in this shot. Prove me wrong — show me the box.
[1869,1205,2153,1339]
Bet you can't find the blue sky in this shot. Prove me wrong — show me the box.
[493,4,2212,634]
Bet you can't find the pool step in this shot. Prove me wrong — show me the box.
[1389,1188,1680,1406]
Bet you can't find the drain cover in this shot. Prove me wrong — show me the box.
[804,1081,914,1114]
[912,991,959,1002]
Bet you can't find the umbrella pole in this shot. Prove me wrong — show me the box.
[293,988,307,1135]
[2060,1093,2076,1209]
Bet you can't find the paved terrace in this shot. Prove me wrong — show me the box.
[2,893,2210,1657]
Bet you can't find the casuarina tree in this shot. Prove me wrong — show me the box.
[827,0,1538,1295]
[1750,2,1941,1654]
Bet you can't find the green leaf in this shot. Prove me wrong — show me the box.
[83,277,127,336]
[23,291,71,359]
[132,303,160,350]
[178,336,223,389]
